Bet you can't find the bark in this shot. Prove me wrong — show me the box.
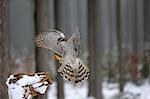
[143,0,150,80]
[0,0,9,98]
[144,0,150,42]
[56,62,64,99]
[87,0,96,97]
[34,0,49,98]
[54,0,65,99]
[116,0,124,93]
[88,0,103,98]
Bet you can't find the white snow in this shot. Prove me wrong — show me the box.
[123,81,150,99]
[34,85,48,94]
[17,74,41,86]
[48,80,150,99]
[6,74,150,99]
[7,84,25,99]
[102,81,120,99]
[48,81,94,99]
[6,74,50,99]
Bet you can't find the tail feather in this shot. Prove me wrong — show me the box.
[58,64,75,81]
[57,59,90,83]
[75,63,89,83]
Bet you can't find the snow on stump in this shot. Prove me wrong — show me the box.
[6,72,52,99]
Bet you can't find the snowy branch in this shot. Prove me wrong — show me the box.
[6,72,52,99]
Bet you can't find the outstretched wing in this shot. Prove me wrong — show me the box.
[68,31,83,58]
[34,29,65,55]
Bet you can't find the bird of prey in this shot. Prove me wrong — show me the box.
[34,29,89,83]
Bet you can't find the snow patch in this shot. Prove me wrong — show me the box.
[48,81,150,99]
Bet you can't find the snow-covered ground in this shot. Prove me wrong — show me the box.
[48,81,93,99]
[48,80,150,99]
[103,81,150,99]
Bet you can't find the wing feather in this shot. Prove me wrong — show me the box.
[68,32,82,58]
[34,29,65,55]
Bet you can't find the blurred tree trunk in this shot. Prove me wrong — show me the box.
[88,0,96,97]
[128,0,137,53]
[128,0,138,84]
[94,0,103,98]
[54,0,65,99]
[143,0,150,80]
[0,0,9,98]
[144,0,150,42]
[34,0,49,98]
[116,0,124,93]
[128,0,145,84]
[88,0,103,98]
